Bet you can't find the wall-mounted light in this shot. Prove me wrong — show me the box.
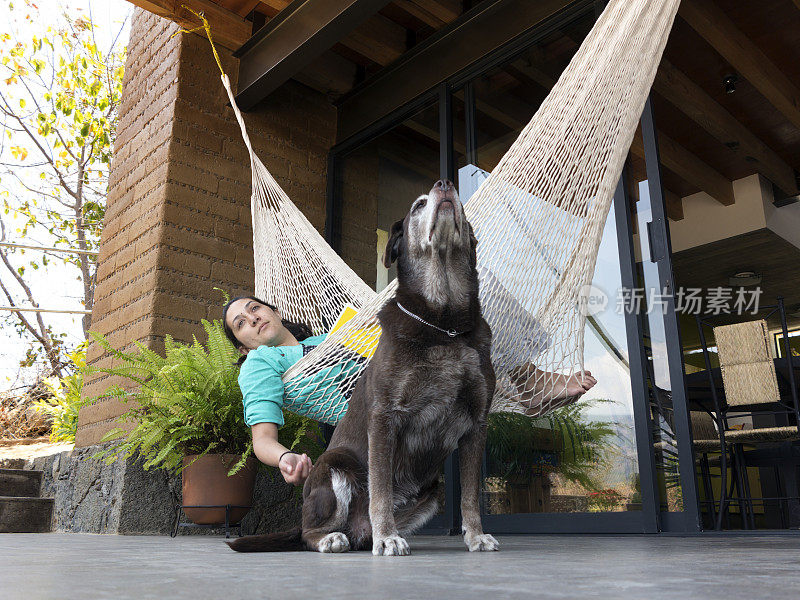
[729,271,761,287]
[723,74,738,94]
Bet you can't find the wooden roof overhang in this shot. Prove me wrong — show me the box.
[128,0,800,217]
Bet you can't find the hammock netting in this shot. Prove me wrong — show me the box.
[220,0,681,425]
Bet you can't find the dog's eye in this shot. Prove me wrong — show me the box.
[413,198,426,212]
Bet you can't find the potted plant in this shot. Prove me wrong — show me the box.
[486,399,616,513]
[89,319,323,525]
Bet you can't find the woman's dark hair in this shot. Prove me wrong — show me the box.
[222,295,313,366]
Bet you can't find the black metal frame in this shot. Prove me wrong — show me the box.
[613,168,661,534]
[639,97,702,532]
[335,0,596,141]
[694,297,800,530]
[171,504,250,539]
[233,0,392,110]
[324,0,703,535]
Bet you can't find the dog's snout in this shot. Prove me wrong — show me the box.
[430,179,456,201]
[434,179,453,191]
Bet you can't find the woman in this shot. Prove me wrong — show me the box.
[224,295,596,486]
[223,296,321,486]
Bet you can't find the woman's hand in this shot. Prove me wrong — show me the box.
[251,423,313,485]
[279,452,312,485]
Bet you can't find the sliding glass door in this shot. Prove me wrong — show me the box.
[328,3,701,534]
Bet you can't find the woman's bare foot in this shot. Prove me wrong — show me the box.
[508,365,597,415]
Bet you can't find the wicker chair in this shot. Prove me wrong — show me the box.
[696,304,800,530]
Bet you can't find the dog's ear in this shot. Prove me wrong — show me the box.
[383,219,404,268]
[468,222,478,269]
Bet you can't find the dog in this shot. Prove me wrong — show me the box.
[227,179,498,555]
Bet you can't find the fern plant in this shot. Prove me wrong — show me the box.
[88,319,323,476]
[486,398,616,491]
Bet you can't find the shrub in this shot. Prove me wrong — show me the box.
[33,347,88,443]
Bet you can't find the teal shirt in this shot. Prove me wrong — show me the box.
[238,334,327,427]
[239,334,362,427]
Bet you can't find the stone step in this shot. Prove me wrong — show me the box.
[0,468,43,498]
[0,496,54,533]
[0,458,27,470]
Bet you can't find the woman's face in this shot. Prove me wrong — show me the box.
[226,299,287,353]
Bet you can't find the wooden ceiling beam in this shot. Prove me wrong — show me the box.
[295,51,359,97]
[455,84,539,130]
[631,132,734,206]
[228,0,262,17]
[506,58,557,91]
[473,98,521,130]
[128,0,251,49]
[664,190,684,221]
[378,130,440,181]
[402,119,467,156]
[654,60,798,195]
[679,0,800,131]
[257,0,290,12]
[393,0,447,28]
[408,0,461,24]
[342,15,408,66]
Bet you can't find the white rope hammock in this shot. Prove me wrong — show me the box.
[220,0,681,425]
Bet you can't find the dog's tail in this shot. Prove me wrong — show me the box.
[225,527,306,552]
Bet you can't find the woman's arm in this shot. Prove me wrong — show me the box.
[251,422,312,485]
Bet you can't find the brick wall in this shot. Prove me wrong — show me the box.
[77,9,337,447]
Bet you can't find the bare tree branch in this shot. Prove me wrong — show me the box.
[0,92,79,201]
[0,220,63,376]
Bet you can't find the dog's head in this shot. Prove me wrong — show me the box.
[383,180,477,270]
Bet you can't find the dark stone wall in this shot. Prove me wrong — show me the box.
[13,444,301,535]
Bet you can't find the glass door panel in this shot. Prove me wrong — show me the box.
[481,202,641,516]
[450,6,649,526]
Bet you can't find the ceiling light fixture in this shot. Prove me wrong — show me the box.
[723,74,738,94]
[728,271,761,287]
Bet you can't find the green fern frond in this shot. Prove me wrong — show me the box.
[87,319,322,475]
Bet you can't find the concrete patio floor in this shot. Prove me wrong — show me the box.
[2,532,799,600]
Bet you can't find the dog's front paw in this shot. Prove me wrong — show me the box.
[317,532,350,553]
[464,533,499,552]
[372,534,411,556]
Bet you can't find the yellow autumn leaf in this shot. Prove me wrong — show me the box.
[11,146,29,161]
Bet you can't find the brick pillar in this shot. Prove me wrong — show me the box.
[77,9,336,447]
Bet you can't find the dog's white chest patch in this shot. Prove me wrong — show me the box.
[330,470,352,528]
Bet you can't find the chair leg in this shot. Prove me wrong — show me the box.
[731,447,750,530]
[700,453,716,525]
[716,443,730,531]
[718,450,738,530]
[735,445,756,529]
[723,471,736,529]
[724,448,743,529]
[775,466,788,529]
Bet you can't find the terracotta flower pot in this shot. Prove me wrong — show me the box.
[181,454,257,525]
